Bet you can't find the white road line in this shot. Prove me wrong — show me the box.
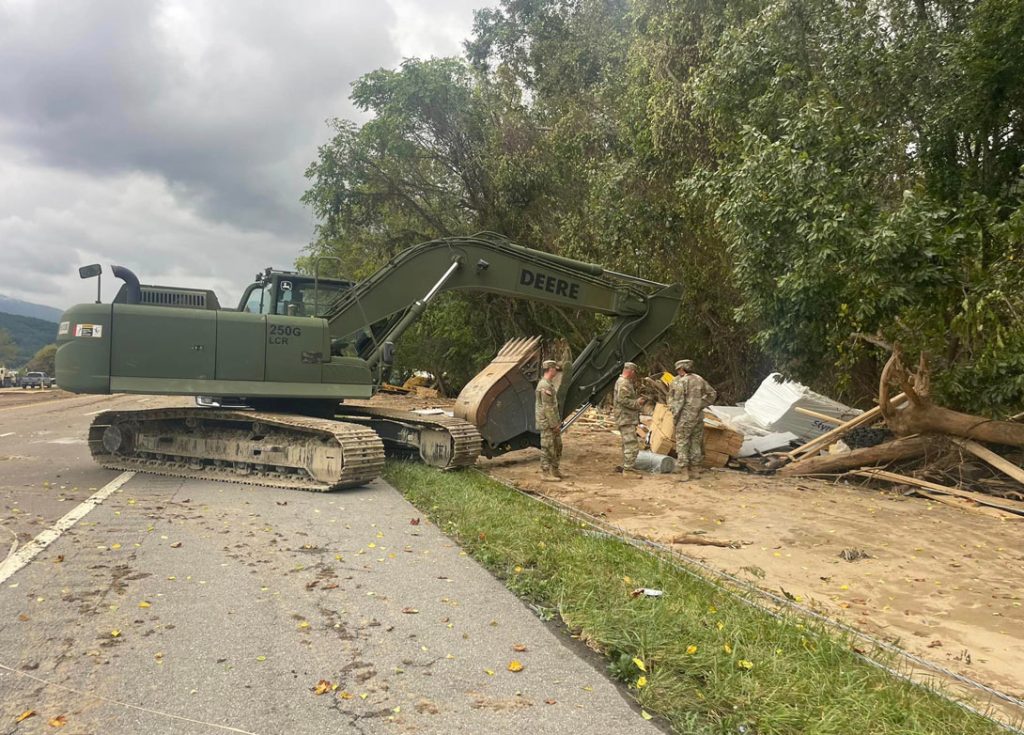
[0,471,135,586]
[0,432,13,437]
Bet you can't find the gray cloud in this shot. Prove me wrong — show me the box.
[0,0,479,310]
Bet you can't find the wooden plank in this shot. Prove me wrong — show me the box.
[956,439,1024,487]
[786,393,907,460]
[910,489,1015,519]
[793,406,840,424]
[851,468,1024,517]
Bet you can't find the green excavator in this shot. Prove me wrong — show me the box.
[55,233,682,490]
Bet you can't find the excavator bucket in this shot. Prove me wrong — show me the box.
[454,337,543,453]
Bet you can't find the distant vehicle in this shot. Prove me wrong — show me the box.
[20,371,54,389]
[0,366,18,387]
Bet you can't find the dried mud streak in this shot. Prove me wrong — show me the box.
[87,409,385,491]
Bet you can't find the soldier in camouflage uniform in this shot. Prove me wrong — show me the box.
[667,359,717,481]
[535,359,563,481]
[613,362,646,476]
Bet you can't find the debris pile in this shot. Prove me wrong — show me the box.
[758,350,1024,518]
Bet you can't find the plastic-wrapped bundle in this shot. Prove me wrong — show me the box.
[636,450,676,474]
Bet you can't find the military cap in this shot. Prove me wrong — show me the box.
[674,359,694,370]
[623,361,638,371]
[541,359,562,371]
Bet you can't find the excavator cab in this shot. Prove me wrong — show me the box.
[237,269,355,318]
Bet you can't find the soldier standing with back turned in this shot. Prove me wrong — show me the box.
[668,359,717,481]
[535,359,563,481]
[613,362,646,477]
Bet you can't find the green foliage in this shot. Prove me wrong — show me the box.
[25,343,57,375]
[0,328,17,365]
[0,312,58,367]
[302,0,1024,411]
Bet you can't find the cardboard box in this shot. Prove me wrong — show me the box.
[648,404,744,467]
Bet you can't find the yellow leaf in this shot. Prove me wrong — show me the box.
[623,575,632,584]
[641,711,653,720]
[737,659,754,670]
[313,679,332,696]
[16,710,36,723]
[632,657,646,672]
[338,691,353,700]
[686,645,698,655]
[723,643,732,654]
[110,629,121,638]
[256,655,266,662]
[637,676,647,688]
[716,621,724,631]
[507,660,524,672]
[48,714,68,728]
[484,669,495,676]
[367,543,376,549]
[840,584,850,591]
[298,621,310,629]
[139,601,151,608]
[359,693,368,700]
[111,543,122,550]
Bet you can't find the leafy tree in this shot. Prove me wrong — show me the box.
[25,344,57,375]
[0,328,17,366]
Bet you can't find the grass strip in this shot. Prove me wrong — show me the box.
[385,461,1005,735]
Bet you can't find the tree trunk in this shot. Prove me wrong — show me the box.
[777,435,937,477]
[879,349,1024,448]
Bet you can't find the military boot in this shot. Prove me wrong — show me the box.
[550,468,565,480]
[540,469,559,482]
[674,466,690,482]
[689,465,703,480]
[623,467,644,478]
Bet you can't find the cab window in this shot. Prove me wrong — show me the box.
[242,284,273,314]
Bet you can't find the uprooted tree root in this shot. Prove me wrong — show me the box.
[879,348,1024,448]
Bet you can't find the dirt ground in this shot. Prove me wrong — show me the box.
[475,417,1023,702]
[0,386,73,410]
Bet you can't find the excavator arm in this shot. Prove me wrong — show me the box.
[321,233,683,454]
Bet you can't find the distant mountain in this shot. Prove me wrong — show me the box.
[0,312,59,367]
[0,294,61,323]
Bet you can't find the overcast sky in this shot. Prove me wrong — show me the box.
[0,0,482,310]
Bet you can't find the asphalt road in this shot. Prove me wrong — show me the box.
[0,393,662,734]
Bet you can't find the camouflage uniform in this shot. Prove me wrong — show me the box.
[535,376,562,475]
[613,375,643,470]
[668,372,716,469]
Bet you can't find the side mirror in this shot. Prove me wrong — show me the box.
[79,263,102,303]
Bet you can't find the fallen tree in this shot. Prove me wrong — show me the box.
[880,349,1024,448]
[777,434,936,477]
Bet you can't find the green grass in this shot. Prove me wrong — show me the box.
[385,461,1007,735]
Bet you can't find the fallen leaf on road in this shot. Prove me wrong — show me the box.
[48,714,67,728]
[410,518,420,526]
[507,661,524,672]
[401,607,419,614]
[16,710,36,723]
[170,542,182,549]
[111,544,122,550]
[110,629,121,638]
[138,601,151,608]
[338,691,353,700]
[512,644,527,652]
[256,656,266,662]
[297,621,310,630]
[641,711,653,721]
[313,680,333,695]
[545,699,557,705]
[484,669,495,676]
[54,555,64,563]
[18,614,29,622]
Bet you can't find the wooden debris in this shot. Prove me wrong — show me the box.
[793,406,840,424]
[851,468,1024,517]
[777,435,933,477]
[955,439,1024,487]
[785,393,908,460]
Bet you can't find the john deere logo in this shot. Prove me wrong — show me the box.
[519,269,580,300]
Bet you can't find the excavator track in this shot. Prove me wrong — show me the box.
[336,405,482,469]
[88,408,385,491]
